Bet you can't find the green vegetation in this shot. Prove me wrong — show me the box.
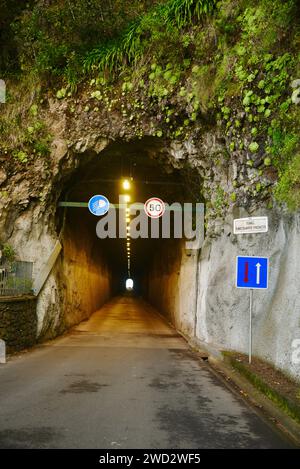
[1,0,300,210]
[224,352,300,425]
[84,0,216,74]
[4,1,155,79]
[275,153,300,210]
[1,243,16,263]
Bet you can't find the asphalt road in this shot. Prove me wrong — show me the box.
[0,296,291,448]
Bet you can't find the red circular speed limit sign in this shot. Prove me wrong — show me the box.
[144,197,166,218]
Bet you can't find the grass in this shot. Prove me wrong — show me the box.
[83,0,217,74]
[224,352,300,425]
[275,153,300,210]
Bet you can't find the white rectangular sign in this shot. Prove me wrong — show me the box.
[234,216,268,234]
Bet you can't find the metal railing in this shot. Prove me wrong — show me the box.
[0,261,33,296]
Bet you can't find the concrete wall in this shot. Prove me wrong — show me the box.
[0,296,37,351]
[146,208,300,383]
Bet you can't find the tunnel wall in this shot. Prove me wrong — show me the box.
[144,239,199,338]
[60,210,112,329]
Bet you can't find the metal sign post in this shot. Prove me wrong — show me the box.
[234,216,269,365]
[249,289,253,364]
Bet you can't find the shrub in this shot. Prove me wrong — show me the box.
[275,153,300,210]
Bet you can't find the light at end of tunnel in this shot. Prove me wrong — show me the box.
[122,179,131,190]
[126,278,134,291]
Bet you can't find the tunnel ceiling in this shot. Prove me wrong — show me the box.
[59,138,202,286]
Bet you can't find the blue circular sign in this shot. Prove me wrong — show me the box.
[88,195,109,216]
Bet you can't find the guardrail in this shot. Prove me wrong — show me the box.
[0,261,33,296]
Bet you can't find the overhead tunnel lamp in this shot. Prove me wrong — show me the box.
[122,179,131,190]
[122,178,133,284]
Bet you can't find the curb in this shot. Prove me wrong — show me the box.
[207,355,300,447]
[223,353,300,425]
[182,336,300,447]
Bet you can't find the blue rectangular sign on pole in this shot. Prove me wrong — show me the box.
[236,256,268,289]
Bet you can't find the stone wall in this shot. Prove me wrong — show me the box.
[0,296,37,351]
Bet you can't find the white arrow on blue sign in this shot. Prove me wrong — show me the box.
[236,256,269,289]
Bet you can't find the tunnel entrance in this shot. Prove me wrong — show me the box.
[57,138,203,333]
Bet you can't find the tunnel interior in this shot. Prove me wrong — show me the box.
[57,138,203,327]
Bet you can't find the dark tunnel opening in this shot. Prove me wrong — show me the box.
[56,138,203,328]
